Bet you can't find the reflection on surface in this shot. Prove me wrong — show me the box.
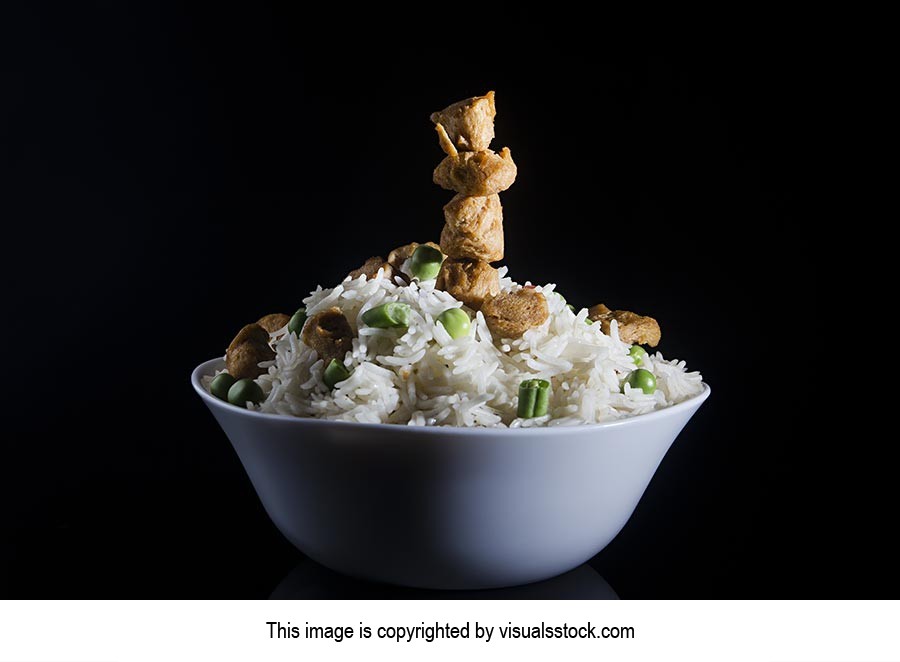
[270,558,618,599]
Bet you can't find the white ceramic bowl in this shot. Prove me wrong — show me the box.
[192,357,710,590]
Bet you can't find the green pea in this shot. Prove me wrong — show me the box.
[227,378,265,407]
[288,308,307,335]
[518,379,551,418]
[323,358,351,389]
[210,373,236,401]
[628,345,648,367]
[409,245,444,281]
[625,369,656,395]
[437,308,471,339]
[361,302,411,328]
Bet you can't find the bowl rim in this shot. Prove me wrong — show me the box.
[192,357,710,435]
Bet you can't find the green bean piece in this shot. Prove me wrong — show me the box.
[323,359,351,389]
[409,245,444,281]
[534,381,550,416]
[625,368,657,395]
[437,308,471,339]
[288,308,307,335]
[518,379,551,418]
[361,302,411,329]
[227,378,265,407]
[210,373,236,401]
[518,383,537,417]
[628,345,648,366]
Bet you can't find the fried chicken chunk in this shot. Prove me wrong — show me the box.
[588,304,661,347]
[433,148,517,196]
[257,313,291,335]
[226,323,275,380]
[348,256,393,281]
[430,91,496,153]
[301,307,355,364]
[386,241,441,272]
[481,288,549,339]
[435,259,499,310]
[440,193,504,262]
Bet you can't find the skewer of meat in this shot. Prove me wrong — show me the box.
[430,92,547,339]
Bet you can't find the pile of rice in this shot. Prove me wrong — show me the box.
[219,266,703,427]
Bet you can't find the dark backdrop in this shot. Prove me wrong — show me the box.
[1,7,839,598]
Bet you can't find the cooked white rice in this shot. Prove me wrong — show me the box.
[210,266,703,427]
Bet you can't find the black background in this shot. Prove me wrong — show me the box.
[1,7,840,598]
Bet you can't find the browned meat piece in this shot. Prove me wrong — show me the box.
[257,313,290,335]
[440,193,504,262]
[435,259,499,310]
[430,91,496,153]
[588,304,662,347]
[433,148,517,196]
[301,307,355,364]
[226,323,275,380]
[588,303,612,317]
[386,241,441,272]
[348,256,393,281]
[481,289,549,339]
